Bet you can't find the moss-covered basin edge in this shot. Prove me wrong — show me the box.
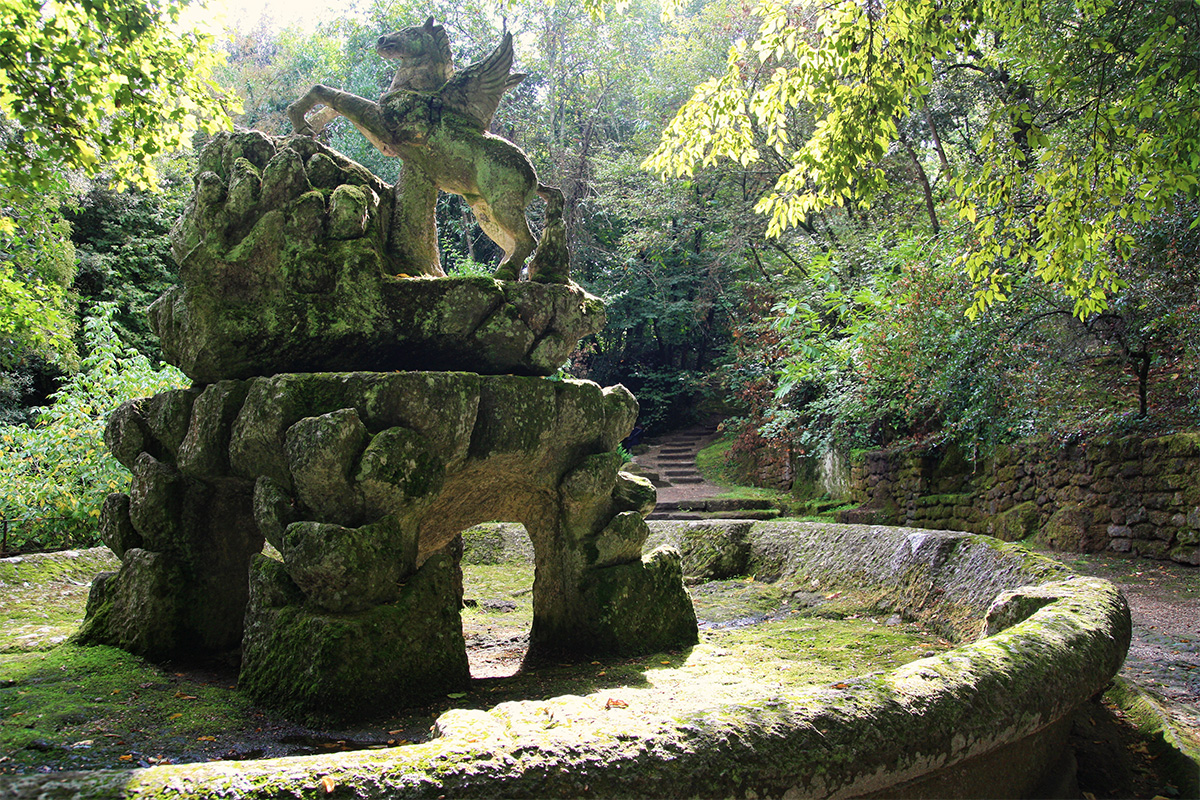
[1,521,1131,799]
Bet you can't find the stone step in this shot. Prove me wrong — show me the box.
[648,509,781,521]
[667,476,705,484]
[658,498,776,513]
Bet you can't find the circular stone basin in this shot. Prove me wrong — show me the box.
[1,521,1129,799]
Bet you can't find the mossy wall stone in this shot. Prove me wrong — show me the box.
[239,551,469,721]
[843,434,1200,566]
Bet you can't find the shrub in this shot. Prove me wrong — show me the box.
[0,305,184,553]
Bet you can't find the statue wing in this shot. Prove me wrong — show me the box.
[437,32,524,130]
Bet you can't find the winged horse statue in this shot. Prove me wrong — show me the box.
[288,18,565,282]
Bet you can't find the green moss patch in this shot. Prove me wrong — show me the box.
[1,549,119,653]
[1,645,252,773]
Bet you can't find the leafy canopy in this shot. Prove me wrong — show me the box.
[645,0,1200,317]
[0,0,235,220]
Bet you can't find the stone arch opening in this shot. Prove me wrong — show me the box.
[459,522,536,679]
[82,370,699,720]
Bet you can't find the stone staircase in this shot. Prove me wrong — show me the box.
[628,424,784,521]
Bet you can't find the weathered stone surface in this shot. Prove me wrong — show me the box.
[355,426,444,518]
[285,408,369,524]
[74,549,185,660]
[575,547,699,655]
[1036,504,1104,552]
[990,500,1038,542]
[151,132,604,382]
[612,471,656,517]
[239,551,468,721]
[84,369,696,720]
[282,516,417,612]
[177,380,250,479]
[97,493,141,558]
[252,476,295,551]
[646,520,752,581]
[104,400,150,470]
[127,453,184,550]
[591,511,649,568]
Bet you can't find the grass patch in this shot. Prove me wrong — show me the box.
[1,549,119,653]
[1,645,253,772]
[695,437,788,501]
[694,437,855,520]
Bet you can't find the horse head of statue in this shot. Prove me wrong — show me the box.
[376,17,455,93]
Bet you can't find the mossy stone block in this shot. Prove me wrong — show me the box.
[74,548,186,660]
[285,408,369,524]
[281,516,417,612]
[573,547,699,655]
[591,511,649,568]
[992,501,1040,542]
[356,426,444,517]
[240,550,468,721]
[98,493,141,558]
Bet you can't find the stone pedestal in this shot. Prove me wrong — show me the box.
[79,372,698,719]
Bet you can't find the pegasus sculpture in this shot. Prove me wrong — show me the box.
[289,19,564,282]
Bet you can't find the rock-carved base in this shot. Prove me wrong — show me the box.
[78,371,698,720]
[155,130,604,383]
[239,552,469,719]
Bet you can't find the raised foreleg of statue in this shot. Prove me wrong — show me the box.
[288,85,398,157]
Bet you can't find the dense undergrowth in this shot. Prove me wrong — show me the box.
[0,308,184,555]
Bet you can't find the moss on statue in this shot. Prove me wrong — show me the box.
[154,132,604,383]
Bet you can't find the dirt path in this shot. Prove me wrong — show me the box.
[1046,549,1200,735]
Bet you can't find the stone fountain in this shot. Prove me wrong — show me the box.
[75,22,699,718]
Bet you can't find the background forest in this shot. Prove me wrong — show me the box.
[1,0,1198,550]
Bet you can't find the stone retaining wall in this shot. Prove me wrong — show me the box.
[842,433,1200,566]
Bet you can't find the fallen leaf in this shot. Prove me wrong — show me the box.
[387,729,404,735]
[832,683,848,689]
[590,661,601,666]
[660,661,671,665]
[605,698,628,709]
[111,689,121,695]
[320,775,337,793]
[197,736,216,742]
[173,691,197,700]
[447,692,467,699]
[169,713,183,720]
[118,754,133,761]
